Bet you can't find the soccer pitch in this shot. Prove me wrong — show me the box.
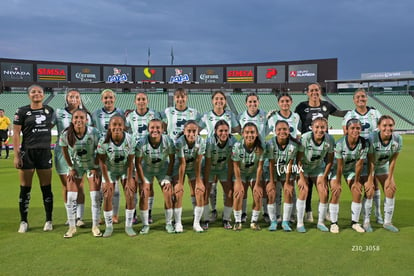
[0,136,413,275]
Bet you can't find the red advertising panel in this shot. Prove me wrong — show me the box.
[226,66,254,83]
[37,64,68,81]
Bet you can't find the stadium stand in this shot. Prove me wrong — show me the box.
[372,94,414,123]
[187,93,212,113]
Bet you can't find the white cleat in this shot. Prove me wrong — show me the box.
[43,221,53,232]
[18,221,28,233]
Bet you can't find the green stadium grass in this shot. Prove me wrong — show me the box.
[0,136,413,275]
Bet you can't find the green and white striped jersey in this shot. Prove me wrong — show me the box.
[135,134,175,174]
[231,139,265,175]
[125,109,162,141]
[299,132,335,171]
[342,107,381,139]
[205,134,237,171]
[91,107,124,137]
[238,109,268,139]
[368,130,402,168]
[267,111,301,138]
[162,107,201,141]
[334,136,368,172]
[199,110,239,136]
[59,126,100,170]
[175,135,206,173]
[97,132,135,175]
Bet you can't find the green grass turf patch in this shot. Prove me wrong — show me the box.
[0,135,413,275]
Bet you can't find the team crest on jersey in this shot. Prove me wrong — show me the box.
[26,111,32,116]
[391,144,397,151]
[322,106,327,112]
[45,109,49,114]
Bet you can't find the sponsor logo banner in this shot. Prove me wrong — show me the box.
[71,65,101,82]
[166,67,193,83]
[257,65,285,83]
[288,64,317,83]
[226,66,254,83]
[196,67,223,83]
[37,64,68,81]
[1,62,33,81]
[135,67,164,82]
[104,66,132,82]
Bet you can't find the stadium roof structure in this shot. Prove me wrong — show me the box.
[325,76,414,93]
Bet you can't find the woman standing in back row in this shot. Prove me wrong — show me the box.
[14,84,55,233]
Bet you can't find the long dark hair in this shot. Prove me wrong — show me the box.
[242,122,263,152]
[104,114,126,143]
[214,119,231,142]
[65,89,91,115]
[64,109,88,148]
[274,120,301,146]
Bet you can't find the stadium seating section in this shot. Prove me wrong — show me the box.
[1,91,413,131]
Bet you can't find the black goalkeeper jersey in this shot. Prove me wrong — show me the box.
[13,105,54,149]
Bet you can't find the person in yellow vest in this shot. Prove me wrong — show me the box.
[0,108,11,159]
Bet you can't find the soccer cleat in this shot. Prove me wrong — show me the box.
[209,209,218,223]
[193,224,204,233]
[76,219,86,228]
[140,225,150,235]
[376,217,384,225]
[330,223,339,234]
[201,221,209,230]
[64,226,77,238]
[363,223,373,233]
[43,221,53,232]
[383,223,399,233]
[125,226,137,237]
[296,225,307,233]
[165,224,175,234]
[352,223,365,233]
[317,223,329,232]
[18,221,28,233]
[112,216,119,224]
[263,213,270,223]
[223,220,232,229]
[241,213,247,223]
[250,222,261,231]
[281,221,292,232]
[174,222,183,233]
[132,216,139,225]
[268,221,277,231]
[233,222,242,231]
[92,226,102,237]
[305,211,314,223]
[103,226,113,238]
